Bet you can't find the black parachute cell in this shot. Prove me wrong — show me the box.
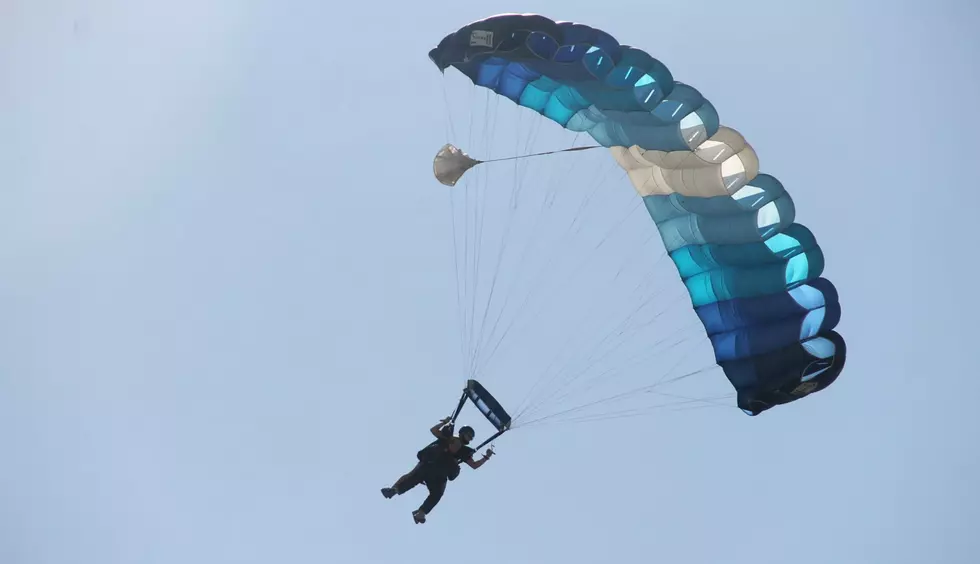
[721,331,847,415]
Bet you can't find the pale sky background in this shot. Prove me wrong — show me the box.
[2,1,980,563]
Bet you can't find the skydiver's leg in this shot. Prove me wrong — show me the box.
[382,462,423,498]
[393,462,425,493]
[419,478,446,513]
[412,475,446,524]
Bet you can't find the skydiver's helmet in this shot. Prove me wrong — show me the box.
[459,426,475,444]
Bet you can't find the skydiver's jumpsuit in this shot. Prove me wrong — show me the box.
[392,437,465,514]
[392,461,449,514]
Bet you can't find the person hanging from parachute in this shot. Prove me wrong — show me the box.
[381,381,511,524]
[380,417,495,524]
[384,12,850,527]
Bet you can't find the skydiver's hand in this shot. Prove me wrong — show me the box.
[484,448,495,459]
[440,416,452,424]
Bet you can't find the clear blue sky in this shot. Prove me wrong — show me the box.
[3,1,979,563]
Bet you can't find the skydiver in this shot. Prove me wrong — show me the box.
[381,416,495,524]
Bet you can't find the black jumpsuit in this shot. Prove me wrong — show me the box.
[394,437,474,514]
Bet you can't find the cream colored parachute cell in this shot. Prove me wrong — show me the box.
[611,127,760,198]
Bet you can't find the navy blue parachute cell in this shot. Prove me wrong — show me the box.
[430,13,846,415]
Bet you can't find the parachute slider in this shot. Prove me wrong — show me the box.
[433,143,602,187]
[446,379,513,450]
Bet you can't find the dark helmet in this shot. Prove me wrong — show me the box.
[458,425,475,443]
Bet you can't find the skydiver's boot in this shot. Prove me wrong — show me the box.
[381,487,396,499]
[412,509,426,524]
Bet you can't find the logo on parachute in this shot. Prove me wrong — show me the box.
[469,30,494,48]
[790,380,819,397]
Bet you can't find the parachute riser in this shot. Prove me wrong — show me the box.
[449,388,469,425]
[474,428,506,451]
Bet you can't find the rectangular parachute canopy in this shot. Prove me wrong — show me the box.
[464,379,512,431]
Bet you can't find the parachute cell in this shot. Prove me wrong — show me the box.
[429,14,846,415]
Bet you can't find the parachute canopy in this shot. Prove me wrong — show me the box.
[429,13,846,415]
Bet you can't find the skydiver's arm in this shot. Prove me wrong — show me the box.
[465,449,494,469]
[430,417,452,438]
